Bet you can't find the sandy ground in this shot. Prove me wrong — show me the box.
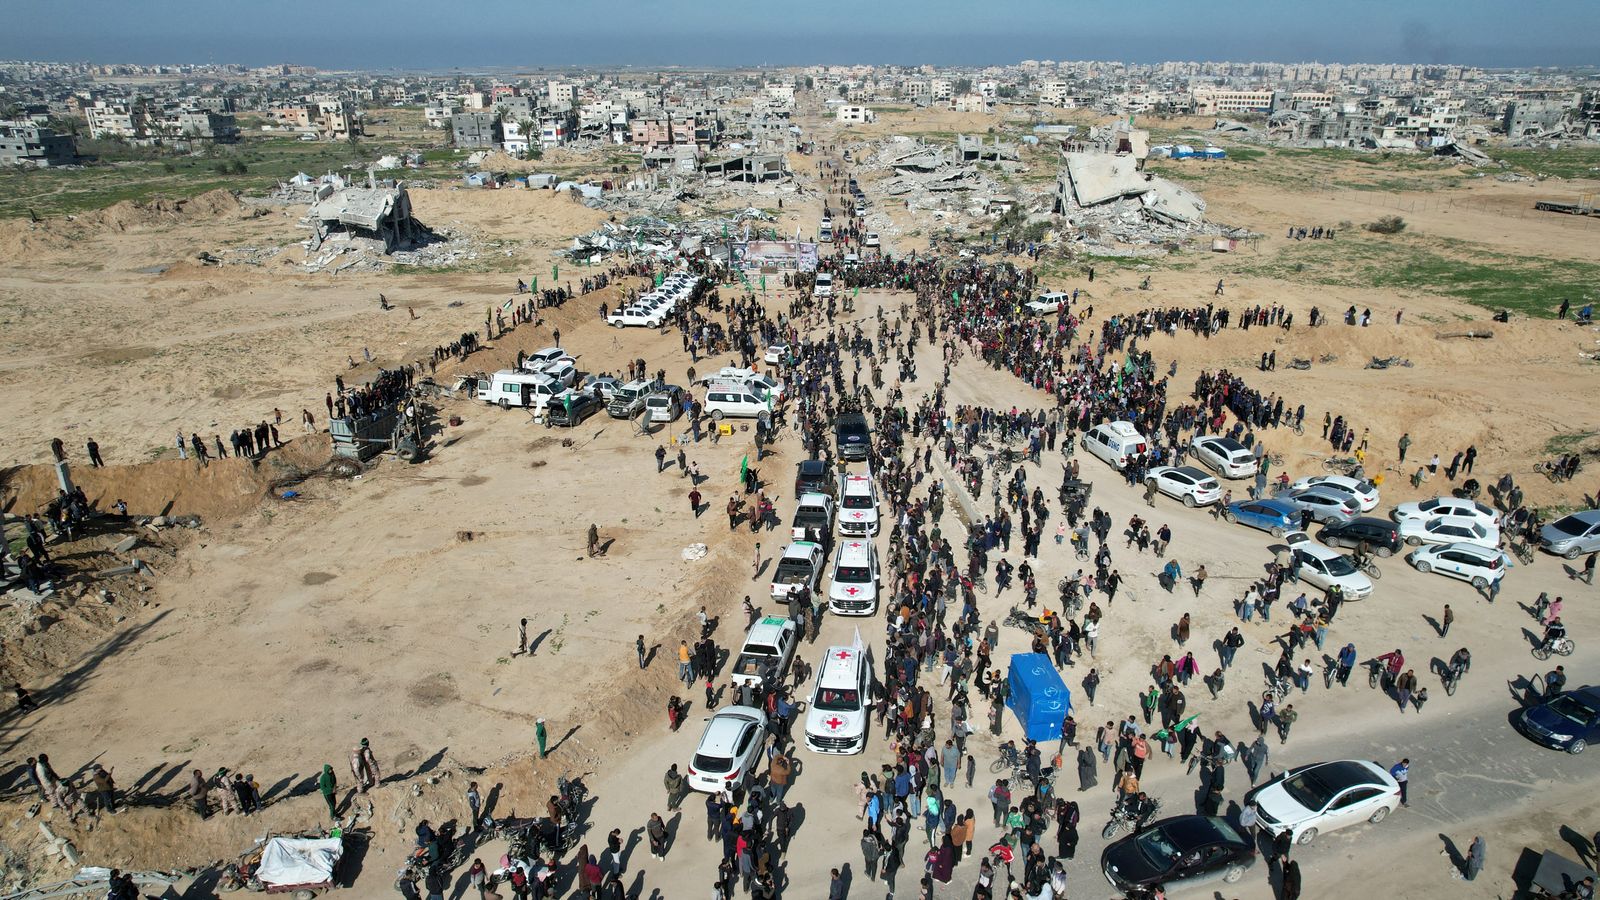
[0,113,1597,897]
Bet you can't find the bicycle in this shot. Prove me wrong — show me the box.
[1264,674,1292,704]
[1323,456,1362,475]
[1509,539,1535,566]
[1532,637,1575,660]
[1354,556,1381,580]
[1439,663,1462,697]
[1367,660,1384,690]
[1289,419,1305,436]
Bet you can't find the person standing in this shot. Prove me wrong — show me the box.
[1465,835,1486,881]
[1390,758,1409,807]
[587,524,600,557]
[860,828,883,881]
[663,764,685,812]
[86,439,104,468]
[317,764,338,820]
[1398,433,1411,464]
[636,635,647,669]
[517,617,529,657]
[1583,551,1597,586]
[466,781,482,831]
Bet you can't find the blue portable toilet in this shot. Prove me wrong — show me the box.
[1006,653,1072,742]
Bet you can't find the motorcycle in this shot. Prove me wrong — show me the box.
[1102,797,1161,839]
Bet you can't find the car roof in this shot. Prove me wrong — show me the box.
[1243,499,1297,515]
[843,474,873,492]
[1302,474,1373,491]
[1558,509,1600,526]
[798,459,829,475]
[1100,421,1141,437]
[1293,542,1344,561]
[1157,815,1245,850]
[818,646,865,687]
[1290,759,1390,789]
[1331,516,1393,530]
[1200,436,1248,453]
[1295,486,1356,503]
[782,541,821,559]
[1169,465,1214,480]
[836,540,874,563]
[1425,514,1489,529]
[744,616,795,645]
[1427,541,1499,558]
[701,706,764,753]
[797,491,833,506]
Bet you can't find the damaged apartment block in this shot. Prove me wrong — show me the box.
[304,180,423,253]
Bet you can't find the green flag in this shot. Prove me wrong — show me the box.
[760,275,767,293]
[552,264,559,281]
[722,223,729,239]
[656,271,665,286]
[739,454,749,481]
[531,275,537,292]
[853,286,859,298]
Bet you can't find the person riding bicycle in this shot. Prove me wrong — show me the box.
[1541,618,1567,652]
[997,740,1021,769]
[1351,540,1375,569]
[1376,649,1405,690]
[1448,647,1471,680]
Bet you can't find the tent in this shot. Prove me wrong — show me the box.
[256,836,343,890]
[1006,653,1071,742]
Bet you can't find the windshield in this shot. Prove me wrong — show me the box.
[814,688,860,711]
[1280,769,1338,811]
[1552,516,1590,537]
[795,509,828,524]
[1547,695,1599,726]
[1322,555,1358,576]
[836,565,872,582]
[1133,829,1181,867]
[843,494,873,509]
[742,643,778,658]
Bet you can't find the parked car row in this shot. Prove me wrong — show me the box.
[607,273,701,329]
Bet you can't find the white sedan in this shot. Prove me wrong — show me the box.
[764,344,789,365]
[1291,542,1373,600]
[1246,760,1402,845]
[1287,475,1380,512]
[1399,514,1500,550]
[1408,542,1510,589]
[1145,466,1222,507]
[607,307,664,329]
[1392,496,1499,529]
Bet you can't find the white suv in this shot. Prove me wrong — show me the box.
[838,473,880,536]
[828,539,880,615]
[703,382,769,421]
[1082,421,1149,470]
[804,646,872,754]
[687,706,768,792]
[1191,435,1258,479]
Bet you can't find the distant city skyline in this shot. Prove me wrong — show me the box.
[5,0,1598,71]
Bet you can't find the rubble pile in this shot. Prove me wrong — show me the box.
[564,208,781,264]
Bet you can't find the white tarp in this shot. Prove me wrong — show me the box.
[257,837,343,888]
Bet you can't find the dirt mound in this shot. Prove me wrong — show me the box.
[82,189,261,232]
[0,434,333,521]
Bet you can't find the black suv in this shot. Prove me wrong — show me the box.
[835,413,871,461]
[795,460,836,497]
[1317,516,1402,557]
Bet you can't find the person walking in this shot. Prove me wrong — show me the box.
[587,524,600,557]
[516,617,529,657]
[1583,551,1597,586]
[663,764,686,812]
[86,439,104,468]
[636,635,648,669]
[1398,433,1410,464]
[1390,758,1409,807]
[1440,604,1453,638]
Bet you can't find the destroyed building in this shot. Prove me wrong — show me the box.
[305,183,422,253]
[1051,151,1228,248]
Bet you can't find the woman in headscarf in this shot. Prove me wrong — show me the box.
[927,834,956,883]
[1076,744,1097,791]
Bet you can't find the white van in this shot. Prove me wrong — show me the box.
[703,382,768,421]
[828,539,880,615]
[814,272,834,298]
[804,645,872,754]
[1082,420,1149,470]
[837,473,880,536]
[819,218,834,243]
[478,369,561,413]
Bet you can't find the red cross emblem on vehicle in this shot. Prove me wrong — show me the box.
[848,542,863,549]
[825,716,845,731]
[851,512,864,518]
[835,649,853,660]
[845,587,860,596]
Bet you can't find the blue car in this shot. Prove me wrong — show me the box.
[1516,686,1600,754]
[1223,499,1299,537]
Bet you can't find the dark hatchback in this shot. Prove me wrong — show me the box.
[1318,516,1403,557]
[1102,815,1256,893]
[795,460,836,498]
[1516,686,1600,754]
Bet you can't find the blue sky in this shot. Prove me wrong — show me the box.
[4,0,1596,69]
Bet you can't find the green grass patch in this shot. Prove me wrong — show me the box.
[1230,233,1598,317]
[0,135,420,219]
[1545,431,1600,456]
[1487,146,1600,180]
